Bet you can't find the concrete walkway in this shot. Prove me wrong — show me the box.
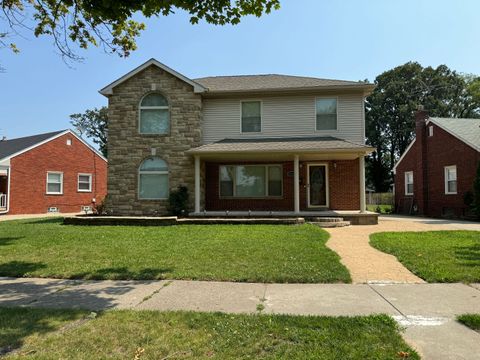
[1,277,480,359]
[0,213,79,221]
[325,216,480,284]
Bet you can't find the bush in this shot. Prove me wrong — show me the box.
[168,185,189,216]
[94,196,108,215]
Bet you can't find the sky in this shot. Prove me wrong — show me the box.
[1,0,479,142]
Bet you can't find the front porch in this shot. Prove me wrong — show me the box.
[0,165,9,213]
[186,136,374,219]
[189,210,378,225]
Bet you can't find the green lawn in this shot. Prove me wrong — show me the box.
[370,231,480,283]
[0,308,419,359]
[458,314,480,332]
[0,218,350,283]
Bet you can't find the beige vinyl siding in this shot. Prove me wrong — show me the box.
[202,93,365,144]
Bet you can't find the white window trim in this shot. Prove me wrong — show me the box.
[77,173,92,192]
[404,171,414,195]
[138,160,169,200]
[138,93,170,135]
[46,171,64,195]
[240,100,263,134]
[219,164,283,198]
[444,165,457,195]
[314,96,339,132]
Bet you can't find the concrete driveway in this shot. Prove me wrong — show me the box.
[326,215,480,284]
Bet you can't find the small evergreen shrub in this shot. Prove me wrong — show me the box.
[168,185,189,216]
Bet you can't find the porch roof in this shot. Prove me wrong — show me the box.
[187,136,374,156]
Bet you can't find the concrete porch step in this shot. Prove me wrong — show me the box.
[305,217,344,222]
[308,219,351,228]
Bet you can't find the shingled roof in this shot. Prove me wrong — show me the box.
[427,117,480,152]
[188,136,374,154]
[0,130,66,160]
[194,74,373,93]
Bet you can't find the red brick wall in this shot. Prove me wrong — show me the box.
[8,133,107,214]
[395,123,480,217]
[205,159,360,211]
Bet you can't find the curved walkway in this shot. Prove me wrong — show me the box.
[326,215,480,284]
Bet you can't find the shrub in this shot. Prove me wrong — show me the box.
[94,196,108,215]
[168,185,189,216]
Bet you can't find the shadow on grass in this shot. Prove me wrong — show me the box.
[69,266,174,280]
[0,261,47,277]
[0,237,24,246]
[454,244,480,267]
[0,307,88,356]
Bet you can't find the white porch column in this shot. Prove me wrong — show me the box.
[194,155,201,214]
[359,155,366,213]
[294,155,300,214]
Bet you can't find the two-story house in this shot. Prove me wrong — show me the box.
[100,59,374,219]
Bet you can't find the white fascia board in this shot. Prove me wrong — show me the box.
[426,118,480,152]
[393,139,416,174]
[99,58,207,96]
[0,130,107,163]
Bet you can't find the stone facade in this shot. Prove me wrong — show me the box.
[106,65,203,215]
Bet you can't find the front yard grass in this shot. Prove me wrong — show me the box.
[0,218,350,283]
[0,307,419,359]
[457,314,480,332]
[370,231,480,282]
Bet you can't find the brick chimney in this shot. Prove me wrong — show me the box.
[414,105,429,215]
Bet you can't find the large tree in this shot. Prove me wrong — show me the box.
[365,62,480,191]
[70,106,108,157]
[1,0,280,61]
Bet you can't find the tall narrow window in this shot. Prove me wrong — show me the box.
[405,171,414,195]
[241,101,261,133]
[138,157,169,199]
[316,98,337,130]
[78,174,92,192]
[444,166,457,194]
[139,93,169,134]
[46,172,63,195]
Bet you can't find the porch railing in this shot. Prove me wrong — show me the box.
[0,194,6,209]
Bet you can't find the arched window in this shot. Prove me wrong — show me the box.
[138,157,169,199]
[139,93,169,134]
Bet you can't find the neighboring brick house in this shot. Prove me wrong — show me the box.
[394,108,480,218]
[100,58,375,216]
[0,130,107,215]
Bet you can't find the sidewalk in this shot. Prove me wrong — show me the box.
[1,277,480,359]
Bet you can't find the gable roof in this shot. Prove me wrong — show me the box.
[0,130,65,160]
[0,129,107,162]
[194,74,374,94]
[426,117,480,152]
[99,58,207,96]
[393,116,480,173]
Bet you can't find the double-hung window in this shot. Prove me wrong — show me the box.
[316,98,337,130]
[78,174,92,192]
[219,165,282,198]
[241,101,261,133]
[405,171,414,195]
[444,166,457,194]
[138,157,169,199]
[46,172,63,195]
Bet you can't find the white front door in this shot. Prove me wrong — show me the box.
[307,164,329,208]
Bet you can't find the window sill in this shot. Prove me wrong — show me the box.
[46,193,63,196]
[78,190,92,193]
[445,192,458,195]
